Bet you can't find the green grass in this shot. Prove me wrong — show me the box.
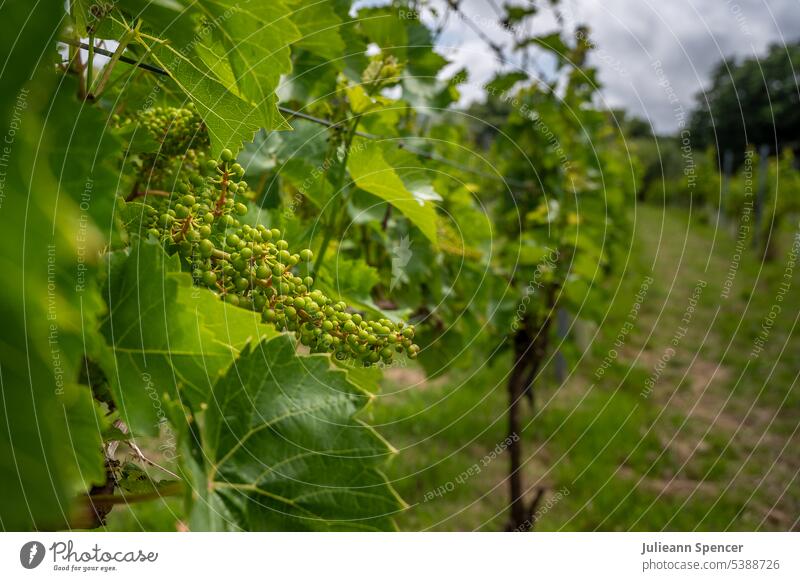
[376,204,800,531]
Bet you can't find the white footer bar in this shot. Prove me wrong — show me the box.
[1,532,797,580]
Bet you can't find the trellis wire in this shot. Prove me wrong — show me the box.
[65,39,526,188]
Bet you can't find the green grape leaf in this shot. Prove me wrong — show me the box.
[0,9,109,527]
[316,255,394,319]
[192,335,403,531]
[135,35,262,156]
[516,32,569,65]
[486,71,529,94]
[99,241,277,436]
[321,256,380,303]
[195,0,300,131]
[114,0,198,47]
[287,0,345,61]
[245,119,331,208]
[356,6,407,59]
[64,385,110,490]
[405,19,447,77]
[332,358,385,395]
[47,80,122,231]
[347,138,438,244]
[504,4,538,25]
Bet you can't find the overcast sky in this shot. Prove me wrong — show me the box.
[424,0,800,134]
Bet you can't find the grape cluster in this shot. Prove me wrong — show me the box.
[126,103,209,156]
[129,107,419,365]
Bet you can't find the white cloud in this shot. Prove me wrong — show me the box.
[427,0,800,133]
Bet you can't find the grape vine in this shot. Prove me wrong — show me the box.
[126,106,419,366]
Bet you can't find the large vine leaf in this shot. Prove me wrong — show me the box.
[99,241,277,436]
[192,335,403,531]
[0,5,108,529]
[47,79,122,231]
[347,137,438,244]
[286,0,345,61]
[196,0,300,131]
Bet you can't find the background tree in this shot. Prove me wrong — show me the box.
[689,42,800,166]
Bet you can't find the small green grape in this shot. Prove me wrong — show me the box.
[199,239,214,256]
[202,271,217,286]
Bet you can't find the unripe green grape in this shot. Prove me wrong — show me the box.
[277,239,289,250]
[235,202,247,216]
[202,271,217,286]
[226,234,240,248]
[199,239,214,256]
[220,148,233,162]
[299,248,313,262]
[240,247,253,260]
[256,265,269,279]
[253,294,266,310]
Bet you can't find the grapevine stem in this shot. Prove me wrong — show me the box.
[213,169,230,216]
[314,115,361,273]
[86,34,95,97]
[92,26,136,99]
[84,481,184,506]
